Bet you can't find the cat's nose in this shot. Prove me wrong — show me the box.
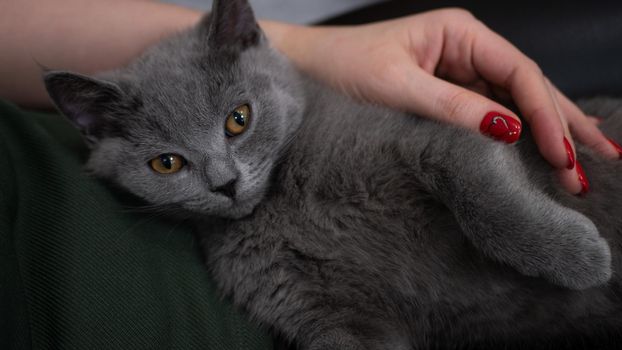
[211,179,237,198]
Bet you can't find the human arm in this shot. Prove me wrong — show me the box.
[0,0,196,108]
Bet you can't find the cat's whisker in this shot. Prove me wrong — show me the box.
[164,216,195,248]
[117,205,167,214]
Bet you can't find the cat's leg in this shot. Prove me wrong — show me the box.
[406,123,611,290]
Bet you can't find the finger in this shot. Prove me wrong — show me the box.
[541,80,585,194]
[587,116,602,126]
[557,165,589,196]
[542,79,577,168]
[552,86,622,159]
[404,70,522,143]
[468,25,569,169]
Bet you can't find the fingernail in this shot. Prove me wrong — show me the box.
[607,138,622,159]
[563,137,576,170]
[480,112,522,144]
[576,161,590,195]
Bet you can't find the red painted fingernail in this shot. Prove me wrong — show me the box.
[563,137,576,170]
[607,138,622,159]
[480,112,522,144]
[576,161,590,195]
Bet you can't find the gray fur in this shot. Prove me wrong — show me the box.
[44,0,622,348]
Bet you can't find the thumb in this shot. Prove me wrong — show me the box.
[400,71,522,144]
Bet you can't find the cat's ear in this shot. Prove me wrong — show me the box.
[43,71,123,141]
[202,0,262,51]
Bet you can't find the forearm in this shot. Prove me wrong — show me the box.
[0,0,306,109]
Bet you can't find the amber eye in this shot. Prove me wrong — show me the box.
[225,104,251,137]
[150,154,186,174]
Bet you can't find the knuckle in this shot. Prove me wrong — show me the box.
[369,58,402,82]
[437,89,473,120]
[525,58,543,75]
[442,8,476,20]
[429,8,477,24]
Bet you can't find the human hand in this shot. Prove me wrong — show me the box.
[264,9,622,194]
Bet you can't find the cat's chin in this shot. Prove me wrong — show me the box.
[216,202,257,220]
[184,197,259,220]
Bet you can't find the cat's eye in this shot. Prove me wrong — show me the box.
[150,154,186,174]
[225,104,251,137]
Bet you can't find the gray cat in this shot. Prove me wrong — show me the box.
[43,0,622,348]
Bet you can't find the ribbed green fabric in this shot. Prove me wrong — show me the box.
[0,100,272,350]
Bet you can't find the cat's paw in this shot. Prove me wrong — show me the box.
[516,211,612,290]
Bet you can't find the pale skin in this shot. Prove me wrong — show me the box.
[1,0,619,194]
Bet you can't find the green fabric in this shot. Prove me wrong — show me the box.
[0,100,272,350]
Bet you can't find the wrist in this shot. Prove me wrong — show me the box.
[260,20,327,72]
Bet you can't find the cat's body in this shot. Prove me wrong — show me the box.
[205,86,622,349]
[43,0,622,348]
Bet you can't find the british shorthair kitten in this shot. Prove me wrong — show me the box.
[44,0,622,348]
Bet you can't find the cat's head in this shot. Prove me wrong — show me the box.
[43,0,305,219]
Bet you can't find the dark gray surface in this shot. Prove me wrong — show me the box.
[161,0,385,24]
